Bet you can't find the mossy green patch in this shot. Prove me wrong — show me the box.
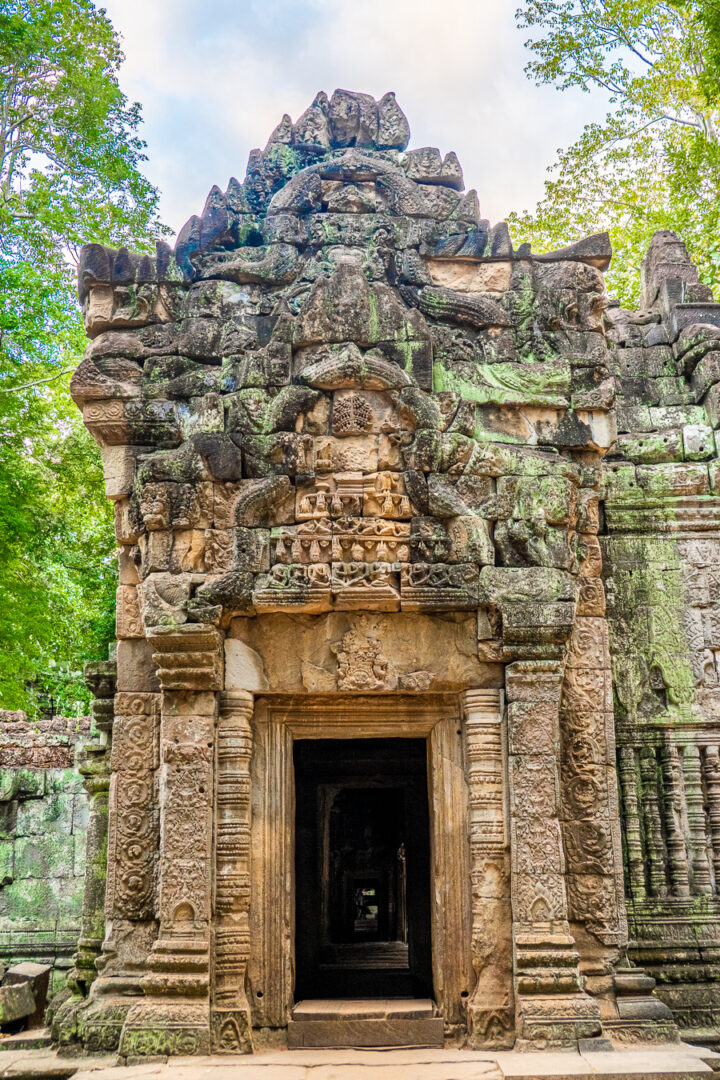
[605,531,695,719]
[432,359,570,407]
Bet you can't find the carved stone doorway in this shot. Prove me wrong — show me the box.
[294,738,432,1000]
[248,693,485,1033]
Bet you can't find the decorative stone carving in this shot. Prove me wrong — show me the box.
[120,626,224,1059]
[506,661,602,1049]
[331,517,410,563]
[331,391,373,435]
[400,562,479,611]
[61,84,720,1056]
[211,691,254,1053]
[461,690,513,1049]
[254,563,331,613]
[560,615,627,944]
[332,625,397,691]
[107,693,159,923]
[50,663,116,1047]
[330,560,401,610]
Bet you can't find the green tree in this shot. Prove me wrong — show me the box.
[0,0,166,713]
[511,0,720,306]
[689,0,720,102]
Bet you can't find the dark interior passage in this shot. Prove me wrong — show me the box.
[294,738,432,1000]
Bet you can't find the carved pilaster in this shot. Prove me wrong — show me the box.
[68,746,111,994]
[106,692,160,925]
[56,686,161,1055]
[72,662,117,994]
[120,624,223,1058]
[211,690,253,1053]
[560,616,627,946]
[638,748,668,898]
[703,745,720,892]
[684,743,712,896]
[248,717,294,1029]
[52,663,116,1049]
[150,623,224,692]
[461,689,513,1049]
[506,660,602,1050]
[618,747,645,900]
[661,741,690,898]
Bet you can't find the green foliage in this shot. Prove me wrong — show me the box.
[678,0,720,103]
[0,0,166,712]
[511,0,720,306]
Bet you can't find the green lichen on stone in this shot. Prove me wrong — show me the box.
[605,530,696,720]
[432,358,569,407]
[0,764,88,986]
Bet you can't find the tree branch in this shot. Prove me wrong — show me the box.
[0,369,74,393]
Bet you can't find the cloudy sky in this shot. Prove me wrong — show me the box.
[102,0,608,239]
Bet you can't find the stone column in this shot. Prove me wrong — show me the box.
[71,661,116,995]
[703,746,720,891]
[211,690,254,1053]
[428,715,474,1032]
[52,661,116,1048]
[617,747,646,900]
[661,741,690,898]
[506,660,602,1050]
[684,744,712,895]
[639,747,668,898]
[248,716,294,1030]
[120,624,223,1059]
[461,689,513,1049]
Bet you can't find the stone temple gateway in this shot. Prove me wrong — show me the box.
[51,90,720,1056]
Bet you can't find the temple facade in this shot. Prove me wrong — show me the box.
[51,90,720,1056]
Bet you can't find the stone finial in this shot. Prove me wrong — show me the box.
[640,229,713,310]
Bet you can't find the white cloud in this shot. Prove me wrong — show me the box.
[102,0,606,237]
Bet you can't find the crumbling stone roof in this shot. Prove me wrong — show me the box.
[71,88,621,634]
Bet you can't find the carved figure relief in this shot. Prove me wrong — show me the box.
[332,626,397,692]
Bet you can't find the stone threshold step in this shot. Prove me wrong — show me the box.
[0,1054,114,1078]
[0,1030,52,1053]
[289,998,443,1048]
[293,997,436,1020]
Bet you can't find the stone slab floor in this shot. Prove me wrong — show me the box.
[1,1044,720,1080]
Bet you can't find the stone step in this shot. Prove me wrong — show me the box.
[0,1028,52,1052]
[288,998,444,1048]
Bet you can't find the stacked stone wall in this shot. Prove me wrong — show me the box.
[603,232,720,1044]
[0,715,91,995]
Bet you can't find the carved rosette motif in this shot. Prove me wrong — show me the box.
[107,693,160,922]
[211,690,254,1054]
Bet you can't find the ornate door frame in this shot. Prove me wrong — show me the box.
[244,690,510,1040]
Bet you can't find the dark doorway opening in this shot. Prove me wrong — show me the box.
[294,738,432,1000]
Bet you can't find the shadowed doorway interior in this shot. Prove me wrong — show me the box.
[294,738,432,1000]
